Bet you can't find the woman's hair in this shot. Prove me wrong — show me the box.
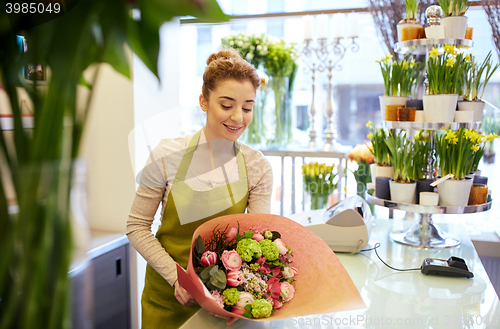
[202,49,260,99]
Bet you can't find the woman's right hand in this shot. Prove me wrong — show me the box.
[173,280,197,306]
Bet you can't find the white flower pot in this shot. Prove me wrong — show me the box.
[370,164,394,182]
[379,96,409,121]
[471,170,481,176]
[457,100,485,122]
[422,94,458,123]
[425,25,445,39]
[437,178,473,206]
[389,180,416,204]
[441,16,468,39]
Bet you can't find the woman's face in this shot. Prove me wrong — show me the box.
[200,79,255,142]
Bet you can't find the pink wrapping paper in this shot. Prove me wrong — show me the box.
[177,213,366,322]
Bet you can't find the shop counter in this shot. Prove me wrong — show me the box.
[181,215,500,329]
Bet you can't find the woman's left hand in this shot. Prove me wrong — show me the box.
[174,280,197,306]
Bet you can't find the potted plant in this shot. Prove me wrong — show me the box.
[366,121,393,181]
[424,45,466,122]
[482,115,500,163]
[408,130,434,204]
[397,0,423,42]
[434,128,481,206]
[377,55,416,119]
[438,0,469,39]
[458,51,499,122]
[0,1,228,328]
[385,130,416,204]
[302,162,338,210]
[470,132,499,175]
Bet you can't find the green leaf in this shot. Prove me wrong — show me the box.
[209,264,219,276]
[242,230,254,239]
[126,17,160,80]
[194,235,205,259]
[199,265,215,281]
[210,274,226,290]
[271,231,281,241]
[242,304,253,319]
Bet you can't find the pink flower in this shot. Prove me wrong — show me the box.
[272,298,283,309]
[231,307,245,316]
[256,256,266,265]
[271,266,281,277]
[282,266,295,279]
[252,233,264,242]
[210,290,224,308]
[226,270,242,287]
[280,282,295,302]
[273,238,288,255]
[259,264,271,275]
[200,250,217,267]
[291,266,298,276]
[226,227,237,241]
[221,250,242,271]
[235,292,254,308]
[267,277,281,300]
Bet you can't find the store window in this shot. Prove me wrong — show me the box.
[179,4,500,148]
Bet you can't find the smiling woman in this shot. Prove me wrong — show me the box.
[127,49,273,328]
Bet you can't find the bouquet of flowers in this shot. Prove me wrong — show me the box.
[193,225,297,319]
[221,31,270,70]
[302,162,337,209]
[427,45,466,95]
[176,214,365,324]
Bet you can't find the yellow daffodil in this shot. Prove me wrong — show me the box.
[367,133,373,139]
[444,44,457,55]
[366,121,374,128]
[375,60,380,63]
[471,145,480,152]
[445,130,456,141]
[465,54,472,62]
[446,57,455,67]
[464,129,474,140]
[485,133,499,142]
[381,54,393,63]
[402,60,409,70]
[429,47,440,59]
[410,58,416,68]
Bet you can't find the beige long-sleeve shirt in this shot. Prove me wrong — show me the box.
[126,132,273,286]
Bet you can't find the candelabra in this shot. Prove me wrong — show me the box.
[301,36,359,150]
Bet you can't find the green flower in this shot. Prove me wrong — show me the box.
[263,230,273,240]
[236,238,262,262]
[259,239,279,261]
[251,299,273,318]
[222,288,240,306]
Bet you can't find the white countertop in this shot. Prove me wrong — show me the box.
[181,213,500,329]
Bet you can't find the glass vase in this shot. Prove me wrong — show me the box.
[241,83,268,146]
[310,193,330,210]
[266,76,290,146]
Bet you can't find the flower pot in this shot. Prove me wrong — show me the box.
[397,107,416,121]
[440,16,468,39]
[425,25,445,39]
[437,177,473,206]
[379,96,409,121]
[375,176,391,200]
[389,180,416,204]
[397,20,422,42]
[416,178,435,204]
[468,184,488,205]
[422,94,458,122]
[419,192,439,206]
[473,175,488,185]
[370,163,394,182]
[471,170,481,176]
[457,100,485,122]
[454,110,473,123]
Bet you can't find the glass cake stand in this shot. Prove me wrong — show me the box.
[365,192,492,249]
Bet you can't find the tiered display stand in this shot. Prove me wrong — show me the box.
[367,39,493,249]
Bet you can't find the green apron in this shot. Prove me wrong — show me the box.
[141,130,249,329]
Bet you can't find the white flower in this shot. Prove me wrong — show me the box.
[229,40,234,46]
[246,52,254,60]
[235,292,254,309]
[256,45,262,51]
[237,40,244,47]
[282,266,295,279]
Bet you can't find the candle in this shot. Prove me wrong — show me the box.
[303,15,314,40]
[331,14,345,39]
[316,14,329,39]
[347,13,359,38]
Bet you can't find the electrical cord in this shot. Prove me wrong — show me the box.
[360,243,421,272]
